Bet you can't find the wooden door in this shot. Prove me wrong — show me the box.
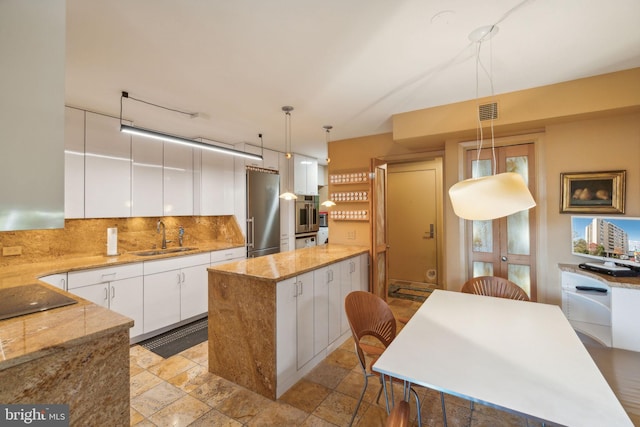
[466,143,537,300]
[370,159,389,300]
[388,162,438,285]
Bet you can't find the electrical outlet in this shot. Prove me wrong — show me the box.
[2,246,22,256]
[347,230,356,240]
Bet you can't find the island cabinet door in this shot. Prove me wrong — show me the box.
[296,271,315,369]
[327,263,342,344]
[313,267,330,355]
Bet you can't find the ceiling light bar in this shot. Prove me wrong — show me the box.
[120,124,262,161]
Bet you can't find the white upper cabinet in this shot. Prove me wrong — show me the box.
[84,112,132,218]
[131,135,163,217]
[198,145,235,216]
[64,107,85,219]
[163,143,194,216]
[293,154,318,196]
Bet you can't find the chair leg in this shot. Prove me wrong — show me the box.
[410,386,422,427]
[350,373,370,427]
[440,392,447,427]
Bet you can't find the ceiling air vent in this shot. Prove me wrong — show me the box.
[478,102,498,121]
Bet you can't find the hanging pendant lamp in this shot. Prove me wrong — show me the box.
[321,125,336,208]
[279,106,297,200]
[448,25,535,220]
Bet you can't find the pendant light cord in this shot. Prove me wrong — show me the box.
[473,30,497,176]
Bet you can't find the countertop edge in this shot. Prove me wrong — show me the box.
[558,263,640,289]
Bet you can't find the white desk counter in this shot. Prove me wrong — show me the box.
[373,290,632,426]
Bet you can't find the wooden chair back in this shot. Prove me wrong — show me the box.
[461,276,530,301]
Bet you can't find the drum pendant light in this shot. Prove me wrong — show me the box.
[279,106,297,200]
[448,26,535,220]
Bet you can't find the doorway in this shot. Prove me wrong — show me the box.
[387,159,443,300]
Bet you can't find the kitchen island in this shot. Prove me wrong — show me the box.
[207,244,369,399]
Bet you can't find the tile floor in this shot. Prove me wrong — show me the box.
[129,298,553,426]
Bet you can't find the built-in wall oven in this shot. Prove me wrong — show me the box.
[295,196,319,234]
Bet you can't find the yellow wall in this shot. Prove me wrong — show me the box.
[329,68,640,304]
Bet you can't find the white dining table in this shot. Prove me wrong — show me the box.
[373,289,633,426]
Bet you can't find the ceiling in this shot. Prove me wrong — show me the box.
[66,0,640,163]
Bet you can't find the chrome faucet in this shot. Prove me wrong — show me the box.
[157,219,169,249]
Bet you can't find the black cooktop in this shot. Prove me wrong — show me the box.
[0,283,78,321]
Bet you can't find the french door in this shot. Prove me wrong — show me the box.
[466,143,537,300]
[370,159,389,300]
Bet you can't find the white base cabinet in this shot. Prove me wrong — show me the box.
[67,263,144,338]
[143,253,210,334]
[561,269,640,352]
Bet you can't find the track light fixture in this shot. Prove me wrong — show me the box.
[119,91,262,161]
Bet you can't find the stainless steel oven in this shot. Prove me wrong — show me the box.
[295,196,319,234]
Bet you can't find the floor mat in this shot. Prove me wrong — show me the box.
[139,318,208,358]
[388,280,437,302]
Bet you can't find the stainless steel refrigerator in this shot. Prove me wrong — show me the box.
[246,169,281,258]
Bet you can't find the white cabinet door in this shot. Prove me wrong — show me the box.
[276,277,298,385]
[339,256,361,335]
[293,154,318,196]
[180,263,210,320]
[164,143,193,216]
[110,276,144,338]
[132,135,163,217]
[84,112,131,218]
[262,149,279,171]
[297,271,315,369]
[200,147,234,215]
[64,107,85,218]
[71,282,109,308]
[327,263,341,344]
[69,275,144,339]
[612,287,640,352]
[313,267,330,355]
[144,269,182,333]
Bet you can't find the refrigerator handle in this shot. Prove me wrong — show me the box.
[247,217,254,249]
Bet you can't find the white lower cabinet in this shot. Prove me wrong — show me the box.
[276,254,369,397]
[67,263,144,338]
[143,253,210,334]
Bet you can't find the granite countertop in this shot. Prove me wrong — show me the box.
[559,263,640,289]
[0,241,243,370]
[208,244,369,282]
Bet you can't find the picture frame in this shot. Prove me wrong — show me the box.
[560,170,626,214]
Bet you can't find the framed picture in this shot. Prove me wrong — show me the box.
[560,170,626,214]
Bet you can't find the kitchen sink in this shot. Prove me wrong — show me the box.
[131,247,199,257]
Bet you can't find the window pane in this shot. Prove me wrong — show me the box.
[472,220,493,252]
[506,156,529,184]
[472,159,492,178]
[507,210,530,255]
[473,262,493,277]
[508,264,530,297]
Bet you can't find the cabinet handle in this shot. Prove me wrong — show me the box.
[182,272,186,283]
[177,273,182,284]
[104,287,108,301]
[61,278,66,290]
[298,281,303,296]
[111,285,115,300]
[101,272,116,281]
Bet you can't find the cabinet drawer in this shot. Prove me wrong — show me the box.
[68,263,143,289]
[211,247,246,264]
[143,252,210,275]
